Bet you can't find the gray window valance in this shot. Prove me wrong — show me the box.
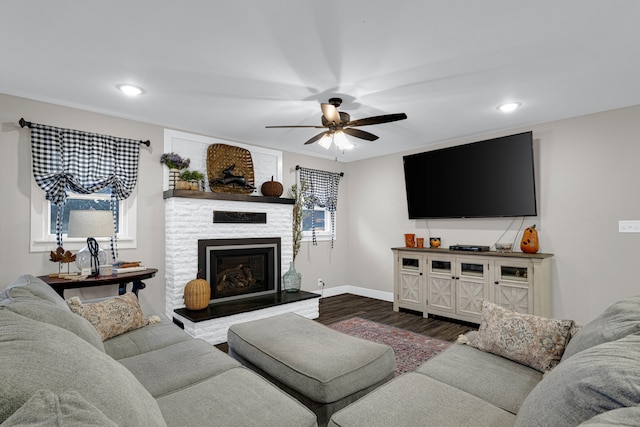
[298,167,342,246]
[29,122,142,258]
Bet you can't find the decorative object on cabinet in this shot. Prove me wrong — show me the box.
[429,237,441,248]
[261,176,284,197]
[207,143,255,194]
[495,242,513,252]
[416,238,424,248]
[520,224,540,254]
[404,233,415,248]
[67,210,115,277]
[49,246,76,276]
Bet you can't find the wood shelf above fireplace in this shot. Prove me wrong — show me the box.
[163,190,295,205]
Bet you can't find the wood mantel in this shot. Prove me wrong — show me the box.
[163,189,294,205]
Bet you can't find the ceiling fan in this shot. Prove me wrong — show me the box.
[266,98,407,149]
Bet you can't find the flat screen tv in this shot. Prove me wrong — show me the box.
[403,131,537,219]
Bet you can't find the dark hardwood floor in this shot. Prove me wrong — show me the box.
[315,294,477,341]
[216,293,477,352]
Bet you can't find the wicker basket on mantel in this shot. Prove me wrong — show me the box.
[207,143,255,194]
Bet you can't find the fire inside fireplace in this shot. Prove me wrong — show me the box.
[197,238,281,303]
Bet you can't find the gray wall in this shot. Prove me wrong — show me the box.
[2,92,639,324]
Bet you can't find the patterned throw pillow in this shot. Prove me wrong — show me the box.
[475,301,574,372]
[67,293,152,341]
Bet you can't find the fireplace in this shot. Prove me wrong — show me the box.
[198,238,281,304]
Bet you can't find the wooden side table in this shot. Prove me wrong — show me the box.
[38,268,158,298]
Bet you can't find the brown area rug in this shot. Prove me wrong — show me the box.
[329,317,452,376]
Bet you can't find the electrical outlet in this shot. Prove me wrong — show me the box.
[619,220,640,233]
[317,278,324,288]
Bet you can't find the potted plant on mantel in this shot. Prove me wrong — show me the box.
[177,170,205,191]
[160,152,190,190]
[282,181,306,292]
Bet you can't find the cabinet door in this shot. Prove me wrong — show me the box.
[456,258,490,319]
[493,260,533,314]
[397,256,423,309]
[427,257,455,315]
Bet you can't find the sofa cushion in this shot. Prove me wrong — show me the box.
[1,274,69,310]
[103,317,192,359]
[67,293,150,340]
[515,333,640,427]
[0,389,117,427]
[562,295,640,361]
[577,406,640,426]
[118,338,241,398]
[0,309,167,426]
[156,367,317,427]
[0,286,104,351]
[475,300,573,372]
[417,341,543,414]
[328,373,515,427]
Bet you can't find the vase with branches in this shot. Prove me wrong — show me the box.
[283,180,306,292]
[290,180,307,261]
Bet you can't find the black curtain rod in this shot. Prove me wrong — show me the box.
[19,118,151,147]
[295,164,344,177]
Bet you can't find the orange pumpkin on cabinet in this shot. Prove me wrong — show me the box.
[520,225,539,254]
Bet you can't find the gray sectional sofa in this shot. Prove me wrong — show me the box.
[0,274,317,427]
[329,296,640,427]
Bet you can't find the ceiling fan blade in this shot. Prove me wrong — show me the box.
[304,131,330,145]
[265,125,325,128]
[321,103,341,124]
[346,113,407,127]
[343,128,379,141]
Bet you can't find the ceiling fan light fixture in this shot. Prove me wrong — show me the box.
[334,131,354,150]
[497,102,521,113]
[116,84,145,96]
[318,134,332,149]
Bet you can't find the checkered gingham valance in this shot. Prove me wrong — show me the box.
[298,167,342,247]
[30,122,142,259]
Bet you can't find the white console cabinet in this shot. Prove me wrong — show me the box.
[392,247,553,324]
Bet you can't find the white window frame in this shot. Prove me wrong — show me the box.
[301,206,335,242]
[30,179,137,253]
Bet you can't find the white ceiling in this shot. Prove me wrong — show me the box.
[2,1,640,162]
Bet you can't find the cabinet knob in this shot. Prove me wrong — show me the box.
[495,281,499,285]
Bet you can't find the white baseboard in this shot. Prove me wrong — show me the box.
[311,285,394,302]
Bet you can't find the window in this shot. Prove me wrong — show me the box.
[301,207,333,241]
[30,180,137,252]
[49,187,119,235]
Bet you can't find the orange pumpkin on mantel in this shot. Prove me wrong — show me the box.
[261,176,284,197]
[520,225,539,254]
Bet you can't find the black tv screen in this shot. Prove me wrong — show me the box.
[403,131,537,219]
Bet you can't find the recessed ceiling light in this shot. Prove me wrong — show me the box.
[116,84,144,96]
[497,102,521,113]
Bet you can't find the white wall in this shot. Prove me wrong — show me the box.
[2,91,639,325]
[346,105,640,324]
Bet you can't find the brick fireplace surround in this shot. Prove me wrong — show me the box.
[164,190,320,344]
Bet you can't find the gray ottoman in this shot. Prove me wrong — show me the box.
[227,313,395,427]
